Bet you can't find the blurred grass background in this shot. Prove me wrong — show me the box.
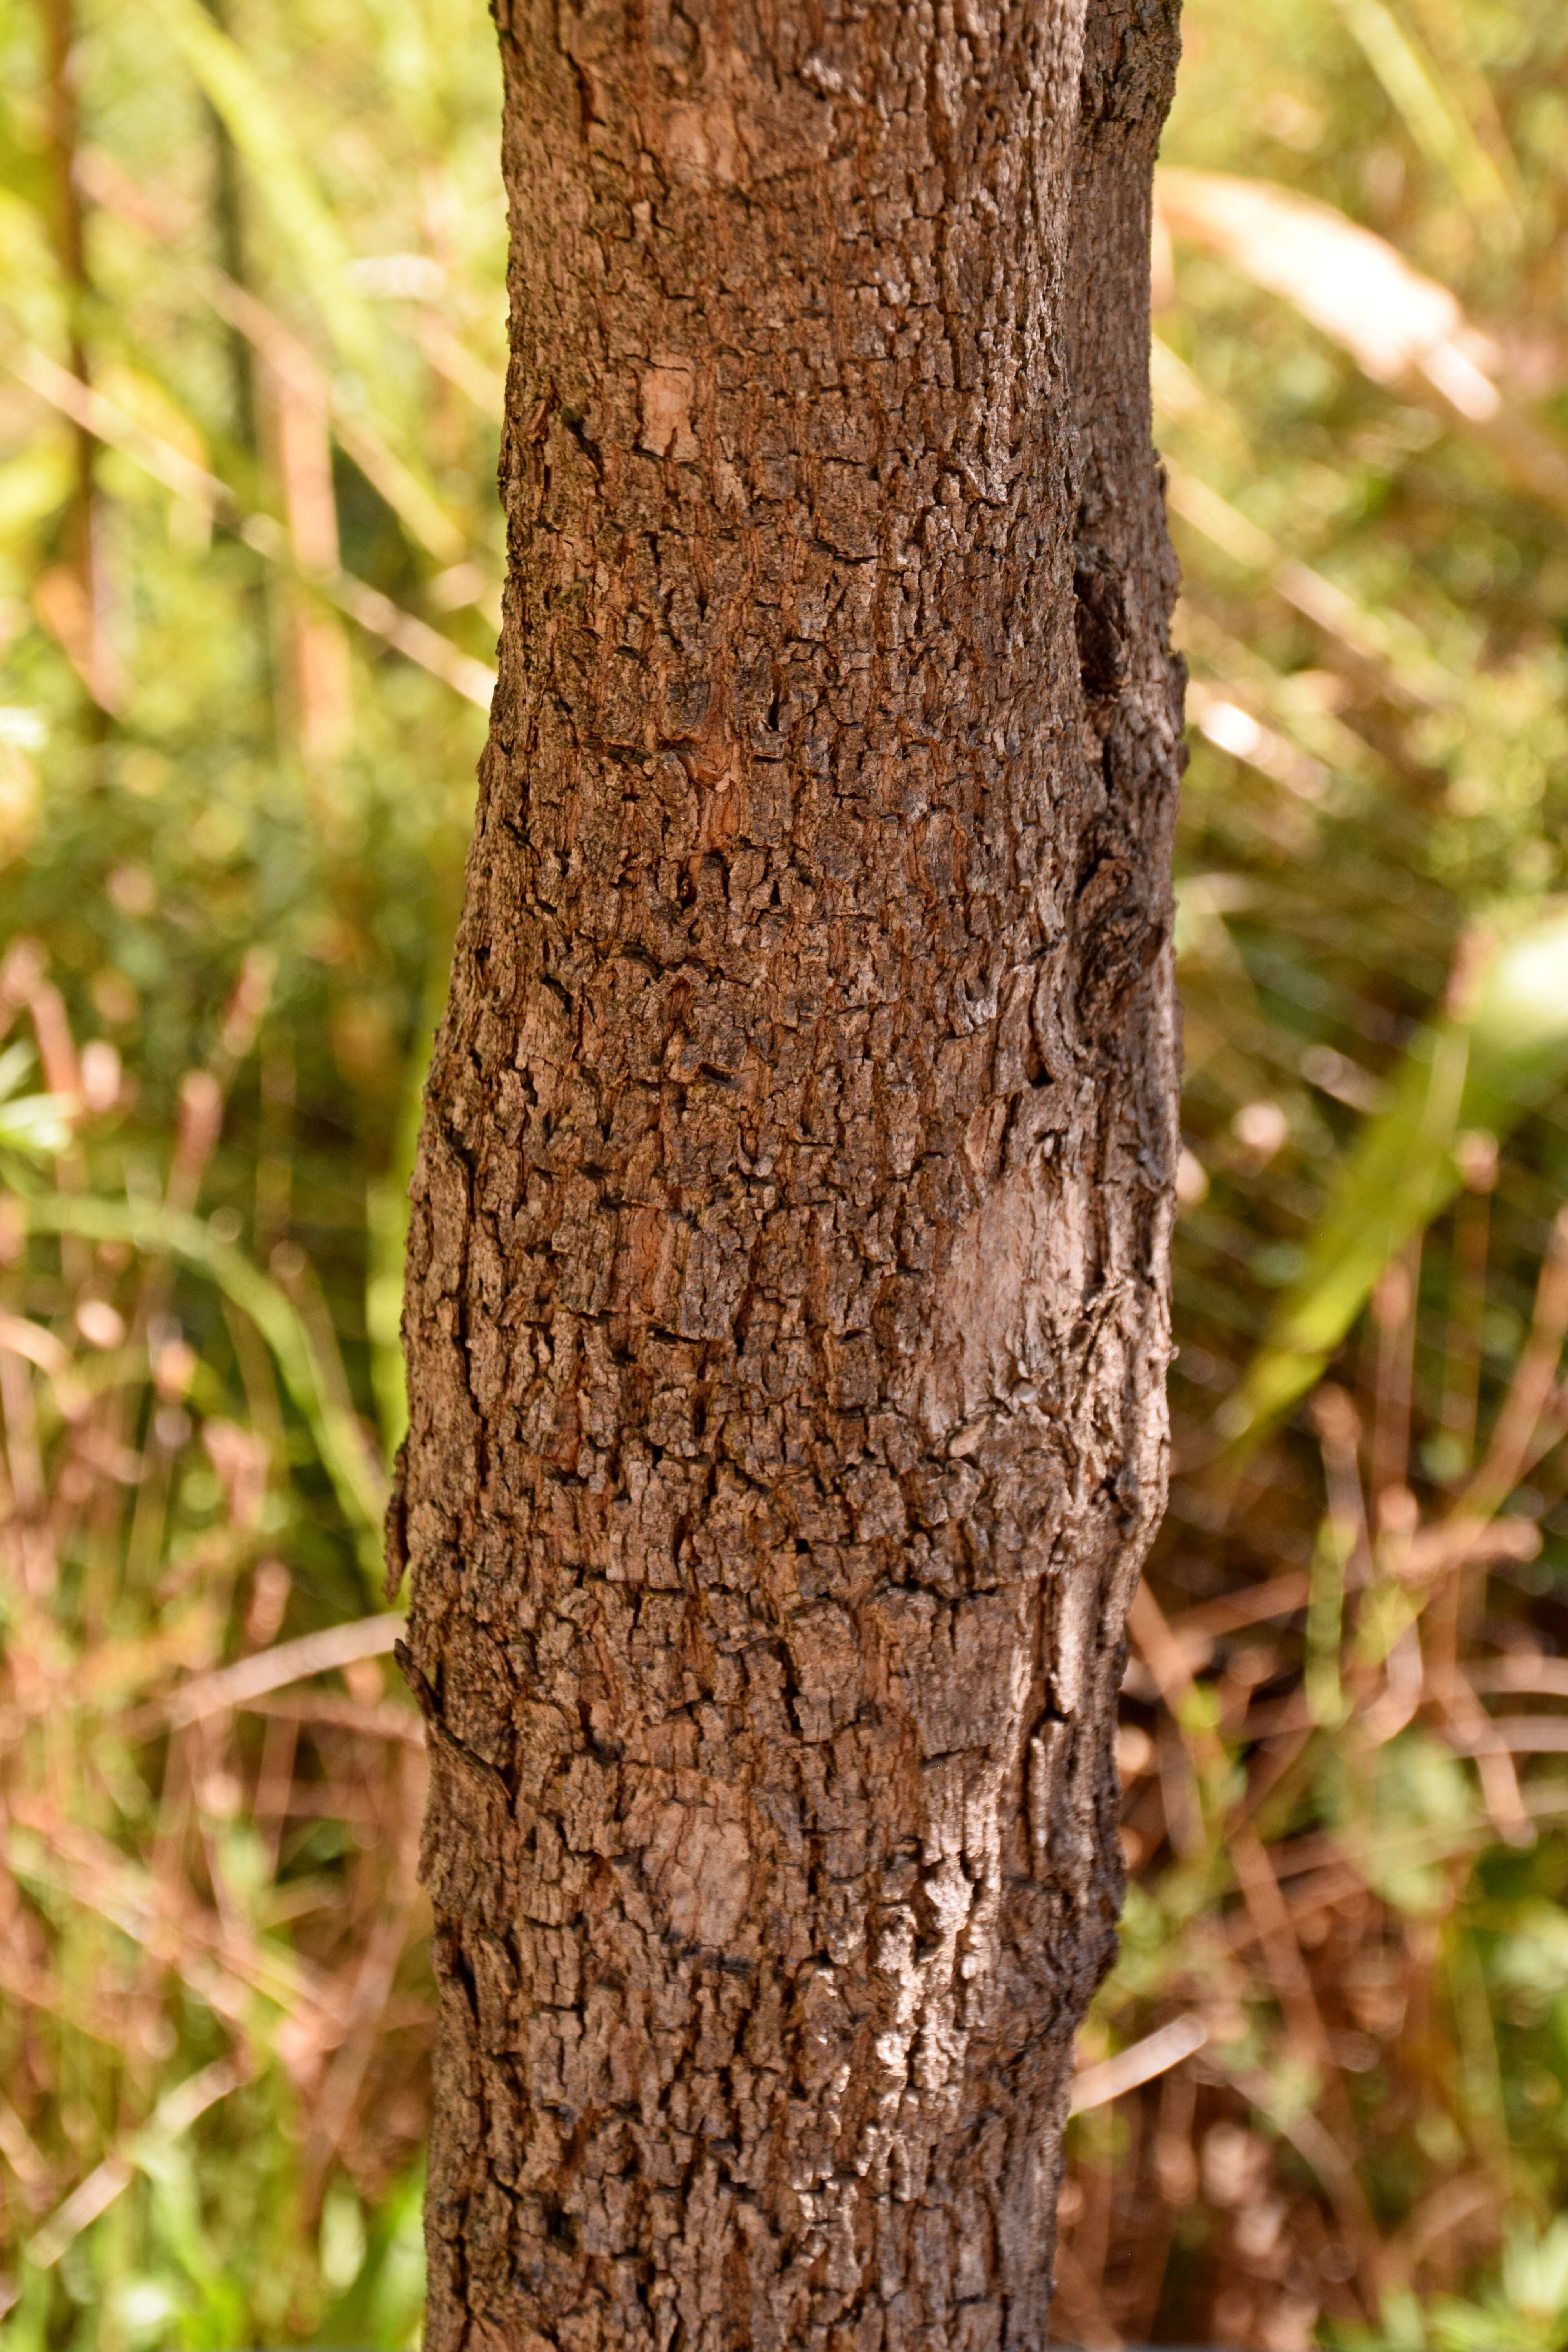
[2,0,1568,2343]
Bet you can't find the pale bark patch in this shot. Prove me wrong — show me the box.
[639,362,699,462]
[662,97,740,186]
[918,1154,1089,1437]
[645,1802,751,1948]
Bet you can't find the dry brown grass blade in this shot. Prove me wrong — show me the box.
[1157,168,1501,415]
[1401,1514,1543,1579]
[0,1313,70,1376]
[156,1610,404,1730]
[74,143,475,572]
[0,1349,45,1521]
[9,1794,338,2026]
[9,343,495,708]
[9,343,227,511]
[414,311,505,420]
[1465,1716,1568,1755]
[1222,1862,1365,1945]
[1228,1822,1339,2066]
[25,2055,246,2270]
[1397,2171,1499,2279]
[316,567,495,709]
[217,277,469,570]
[1070,2015,1210,2115]
[1161,457,1450,708]
[1050,2231,1126,2351]
[1157,167,1568,526]
[1125,1578,1205,1710]
[0,2092,52,2211]
[1174,1568,1310,1641]
[269,356,353,766]
[245,1691,424,1746]
[1469,1653,1568,1698]
[1462,1205,1568,1519]
[1185,679,1329,804]
[1129,1580,1339,2066]
[1428,1670,1533,1843]
[1236,2067,1383,2292]
[299,1895,416,2198]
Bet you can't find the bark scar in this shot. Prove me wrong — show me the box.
[397,1642,511,1799]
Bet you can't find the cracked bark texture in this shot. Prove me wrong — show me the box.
[394,1,1184,2345]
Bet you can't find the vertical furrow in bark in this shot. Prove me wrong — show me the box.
[399,3,1183,2347]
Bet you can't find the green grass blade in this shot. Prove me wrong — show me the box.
[141,0,385,384]
[21,1191,387,1575]
[1220,902,1568,1455]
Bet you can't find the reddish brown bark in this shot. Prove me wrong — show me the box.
[394,2,1183,2344]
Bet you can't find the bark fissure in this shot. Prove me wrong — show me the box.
[400,2,1183,2344]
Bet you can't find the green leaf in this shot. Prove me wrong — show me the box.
[312,2161,426,2348]
[1220,900,1568,1455]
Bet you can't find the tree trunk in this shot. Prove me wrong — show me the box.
[394,1,1183,2344]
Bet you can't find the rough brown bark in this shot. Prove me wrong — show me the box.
[394,2,1183,2345]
